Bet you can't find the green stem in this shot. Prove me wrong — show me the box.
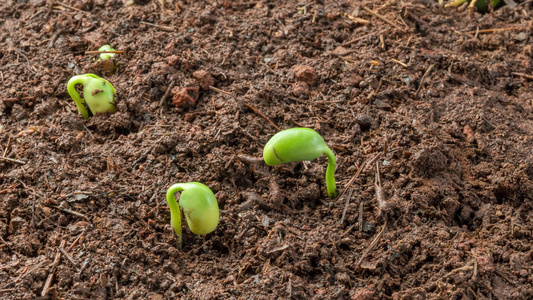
[166,184,184,249]
[66,76,90,119]
[323,147,337,198]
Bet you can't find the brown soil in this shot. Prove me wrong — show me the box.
[1,1,532,299]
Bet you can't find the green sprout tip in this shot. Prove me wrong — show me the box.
[98,44,116,61]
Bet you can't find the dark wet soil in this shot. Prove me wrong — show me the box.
[1,0,532,299]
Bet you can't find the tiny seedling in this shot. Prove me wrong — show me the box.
[166,182,219,249]
[98,44,116,60]
[263,128,337,198]
[67,73,117,119]
[445,0,499,11]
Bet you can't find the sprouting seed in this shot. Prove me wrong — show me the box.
[66,73,117,119]
[263,128,337,198]
[166,182,219,249]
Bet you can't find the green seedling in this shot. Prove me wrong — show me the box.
[67,73,117,119]
[166,182,220,249]
[263,128,337,198]
[98,44,115,60]
[445,0,499,11]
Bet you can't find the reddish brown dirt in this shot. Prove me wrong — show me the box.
[1,1,532,299]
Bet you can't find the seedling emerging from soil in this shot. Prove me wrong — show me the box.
[67,74,117,119]
[263,128,337,198]
[166,182,219,249]
[98,44,116,60]
[445,0,499,11]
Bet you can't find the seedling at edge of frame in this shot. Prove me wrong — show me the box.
[445,0,499,11]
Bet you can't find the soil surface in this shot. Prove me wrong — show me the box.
[1,0,533,299]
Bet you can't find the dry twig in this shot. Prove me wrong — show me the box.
[0,236,10,250]
[208,86,280,131]
[375,163,388,218]
[53,206,90,221]
[356,219,387,267]
[363,6,404,30]
[466,27,522,34]
[512,72,533,80]
[3,137,10,157]
[415,64,434,99]
[338,153,382,224]
[67,229,88,252]
[54,2,89,14]
[2,260,47,289]
[59,247,78,268]
[0,156,26,165]
[342,31,384,46]
[0,183,20,194]
[391,58,407,68]
[159,78,176,107]
[344,13,371,25]
[139,21,175,31]
[242,102,281,132]
[131,137,164,167]
[42,240,66,297]
[437,260,475,282]
[209,86,233,96]
[446,72,481,87]
[14,267,28,283]
[340,188,355,225]
[336,153,381,205]
[359,202,364,232]
[1,96,35,102]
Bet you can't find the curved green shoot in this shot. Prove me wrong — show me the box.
[263,128,337,198]
[166,182,219,249]
[67,73,117,119]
